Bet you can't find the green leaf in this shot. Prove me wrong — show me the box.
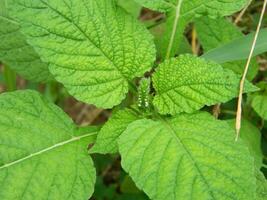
[195,17,258,81]
[256,170,267,200]
[252,94,267,120]
[0,90,97,200]
[119,112,256,200]
[116,0,142,18]
[91,108,141,154]
[135,0,250,17]
[202,28,267,63]
[152,54,258,115]
[9,0,156,108]
[0,0,52,82]
[141,0,249,58]
[227,119,263,169]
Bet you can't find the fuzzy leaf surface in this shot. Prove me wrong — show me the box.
[91,108,141,154]
[152,54,257,115]
[0,90,96,200]
[119,112,256,200]
[9,0,155,108]
[0,0,52,82]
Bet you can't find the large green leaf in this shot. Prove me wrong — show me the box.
[152,54,257,115]
[202,28,267,63]
[0,0,52,82]
[9,0,156,108]
[91,108,141,154]
[119,112,256,200]
[252,94,267,120]
[0,90,97,200]
[195,17,258,81]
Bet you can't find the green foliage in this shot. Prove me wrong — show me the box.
[195,17,259,81]
[135,0,250,17]
[9,0,156,108]
[202,28,267,63]
[152,54,257,115]
[227,119,263,169]
[0,0,266,199]
[119,112,256,200]
[0,90,97,200]
[0,0,52,82]
[251,83,267,120]
[91,108,141,154]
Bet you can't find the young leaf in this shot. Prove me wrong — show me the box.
[119,112,256,200]
[195,17,259,81]
[152,54,258,115]
[0,0,52,82]
[0,90,97,200]
[9,0,156,109]
[91,108,141,154]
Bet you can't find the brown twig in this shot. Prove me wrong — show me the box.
[235,0,267,141]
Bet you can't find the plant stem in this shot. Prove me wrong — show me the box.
[3,65,16,91]
[235,0,267,141]
[234,0,253,24]
[165,0,183,59]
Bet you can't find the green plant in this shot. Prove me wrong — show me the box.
[0,0,267,199]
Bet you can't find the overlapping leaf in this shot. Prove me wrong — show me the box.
[136,0,250,58]
[195,17,258,81]
[91,108,141,154]
[9,0,156,108]
[119,112,256,200]
[152,54,257,115]
[227,119,263,169]
[0,0,52,82]
[0,90,97,200]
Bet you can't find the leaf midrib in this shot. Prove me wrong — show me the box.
[0,132,97,170]
[161,119,216,199]
[35,0,129,82]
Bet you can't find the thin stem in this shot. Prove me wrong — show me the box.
[235,0,267,141]
[3,65,16,91]
[234,0,253,24]
[191,25,198,55]
[165,0,183,59]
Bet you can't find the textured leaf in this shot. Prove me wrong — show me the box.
[91,108,141,154]
[9,0,156,108]
[0,0,52,82]
[195,17,258,81]
[256,170,267,200]
[227,119,263,169]
[134,0,250,17]
[119,112,256,200]
[0,90,97,200]
[152,54,257,115]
